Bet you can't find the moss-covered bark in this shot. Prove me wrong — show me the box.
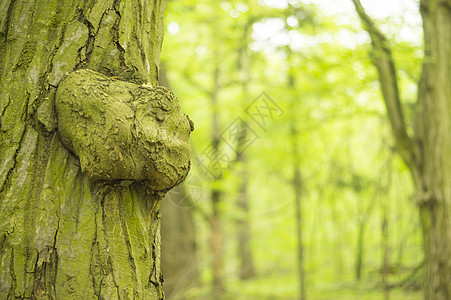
[0,0,187,299]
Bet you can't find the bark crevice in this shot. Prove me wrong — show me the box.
[75,8,96,69]
[0,0,16,46]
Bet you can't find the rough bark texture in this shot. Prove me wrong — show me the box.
[0,0,191,299]
[352,0,451,298]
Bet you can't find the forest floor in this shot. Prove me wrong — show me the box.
[183,273,422,300]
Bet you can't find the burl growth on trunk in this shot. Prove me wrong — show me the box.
[55,69,193,191]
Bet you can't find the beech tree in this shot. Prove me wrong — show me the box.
[0,0,192,298]
[352,0,451,299]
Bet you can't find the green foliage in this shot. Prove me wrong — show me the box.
[161,0,423,298]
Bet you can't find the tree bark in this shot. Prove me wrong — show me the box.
[0,1,191,299]
[351,0,451,299]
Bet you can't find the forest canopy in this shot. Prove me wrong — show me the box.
[160,0,435,299]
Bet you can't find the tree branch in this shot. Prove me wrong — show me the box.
[351,0,418,169]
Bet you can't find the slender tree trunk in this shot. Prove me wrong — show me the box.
[354,182,379,281]
[287,49,306,300]
[173,43,225,294]
[160,192,198,300]
[210,63,224,294]
[290,120,307,300]
[381,196,390,300]
[355,219,365,281]
[0,1,191,298]
[381,153,392,300]
[382,213,390,300]
[330,196,344,277]
[355,129,389,281]
[211,189,224,293]
[236,167,256,280]
[292,152,306,300]
[235,140,257,280]
[352,0,451,298]
[236,14,256,281]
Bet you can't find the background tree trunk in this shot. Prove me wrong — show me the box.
[416,1,451,299]
[286,45,306,300]
[0,0,177,298]
[235,12,256,281]
[209,59,225,294]
[160,191,198,300]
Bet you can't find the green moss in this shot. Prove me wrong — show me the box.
[15,41,37,71]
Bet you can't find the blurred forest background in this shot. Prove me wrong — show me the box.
[159,0,424,299]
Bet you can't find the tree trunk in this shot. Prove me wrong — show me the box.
[236,150,256,280]
[355,219,365,281]
[381,197,390,300]
[381,153,392,300]
[209,58,225,293]
[161,192,198,300]
[287,49,306,300]
[292,158,306,300]
[210,188,224,294]
[416,1,451,299]
[235,14,256,281]
[352,0,451,299]
[0,1,192,298]
[354,186,379,281]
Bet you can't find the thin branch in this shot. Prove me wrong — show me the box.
[351,0,418,170]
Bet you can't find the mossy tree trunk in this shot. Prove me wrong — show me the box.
[352,0,451,299]
[0,0,191,299]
